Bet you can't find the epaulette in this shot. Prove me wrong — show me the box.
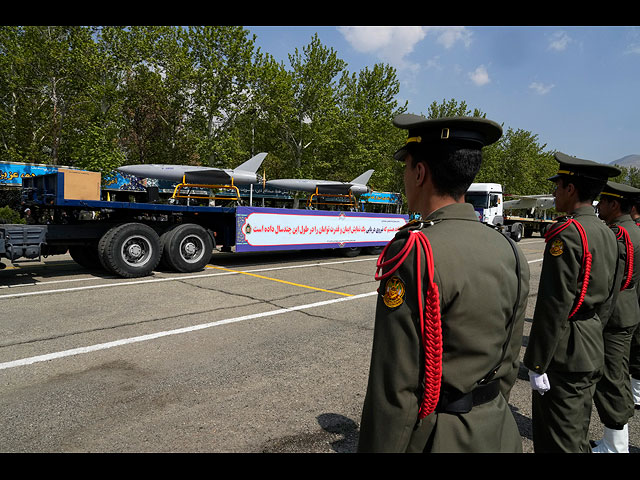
[397,219,429,232]
[399,218,423,230]
[543,216,571,242]
[394,219,438,241]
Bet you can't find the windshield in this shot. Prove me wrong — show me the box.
[465,193,490,209]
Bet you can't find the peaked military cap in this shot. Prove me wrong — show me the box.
[393,114,503,161]
[548,152,621,182]
[600,180,640,201]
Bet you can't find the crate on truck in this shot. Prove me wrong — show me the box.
[1,169,408,277]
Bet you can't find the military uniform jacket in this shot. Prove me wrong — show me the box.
[523,206,622,375]
[358,203,530,452]
[607,214,640,329]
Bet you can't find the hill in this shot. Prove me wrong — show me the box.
[610,154,640,169]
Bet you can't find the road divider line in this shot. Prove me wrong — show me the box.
[206,265,353,297]
[0,257,376,299]
[0,254,546,370]
[0,254,543,301]
[0,291,378,371]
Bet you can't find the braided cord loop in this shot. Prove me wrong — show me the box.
[544,218,591,319]
[614,225,634,291]
[375,229,442,419]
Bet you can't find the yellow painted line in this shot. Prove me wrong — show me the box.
[206,265,354,297]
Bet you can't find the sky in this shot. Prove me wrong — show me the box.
[246,26,640,164]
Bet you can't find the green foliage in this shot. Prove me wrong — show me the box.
[479,128,556,195]
[0,188,21,210]
[611,165,640,189]
[426,98,486,119]
[0,205,24,223]
[4,27,621,211]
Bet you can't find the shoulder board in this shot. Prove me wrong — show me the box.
[609,223,622,239]
[398,219,424,231]
[396,219,438,238]
[544,216,574,242]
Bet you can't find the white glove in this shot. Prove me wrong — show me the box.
[528,371,551,395]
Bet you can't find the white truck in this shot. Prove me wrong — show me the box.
[465,183,555,242]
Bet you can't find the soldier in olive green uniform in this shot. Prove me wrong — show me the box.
[357,115,530,453]
[523,153,623,453]
[630,200,640,411]
[591,181,640,452]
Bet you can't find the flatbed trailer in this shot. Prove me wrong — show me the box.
[0,170,408,277]
[502,215,555,238]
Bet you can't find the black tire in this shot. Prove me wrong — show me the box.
[158,225,179,270]
[101,223,161,278]
[98,224,124,272]
[161,223,213,273]
[340,247,362,257]
[364,246,384,256]
[540,224,551,237]
[69,244,103,270]
[510,223,523,242]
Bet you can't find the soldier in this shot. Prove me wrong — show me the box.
[357,114,530,453]
[523,153,622,453]
[630,198,640,412]
[591,181,640,452]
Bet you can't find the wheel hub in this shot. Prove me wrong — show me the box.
[183,242,197,257]
[127,243,143,259]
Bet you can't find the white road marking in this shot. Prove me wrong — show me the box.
[0,253,544,371]
[0,291,378,371]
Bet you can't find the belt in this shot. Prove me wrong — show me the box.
[435,380,500,414]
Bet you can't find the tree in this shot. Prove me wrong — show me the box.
[0,26,98,164]
[181,26,256,168]
[335,63,406,192]
[611,165,640,189]
[479,128,555,195]
[21,26,99,165]
[426,98,486,119]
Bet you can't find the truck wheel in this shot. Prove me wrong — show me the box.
[541,224,550,237]
[162,223,213,273]
[98,224,124,272]
[340,247,362,257]
[364,246,384,255]
[69,244,103,270]
[157,225,179,270]
[101,223,161,278]
[510,223,523,242]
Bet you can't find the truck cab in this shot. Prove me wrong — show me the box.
[465,183,504,225]
[465,183,524,241]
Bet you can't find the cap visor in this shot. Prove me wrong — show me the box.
[393,147,409,161]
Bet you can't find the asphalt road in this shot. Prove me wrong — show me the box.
[0,237,638,453]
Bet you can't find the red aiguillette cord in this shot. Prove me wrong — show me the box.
[375,230,442,419]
